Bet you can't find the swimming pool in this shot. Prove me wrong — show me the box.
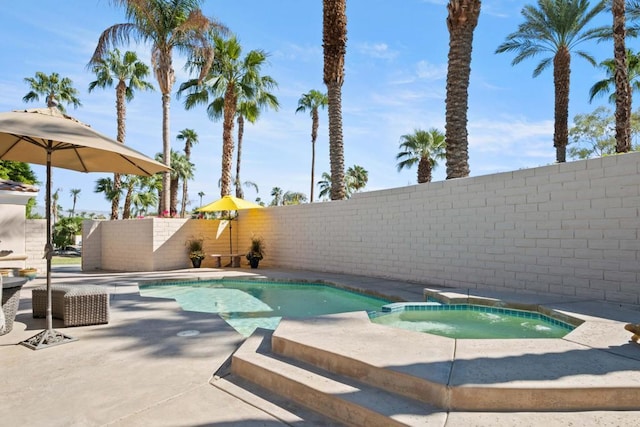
[370,302,576,339]
[139,279,390,336]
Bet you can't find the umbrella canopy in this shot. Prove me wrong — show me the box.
[0,108,167,175]
[0,107,169,350]
[197,195,264,212]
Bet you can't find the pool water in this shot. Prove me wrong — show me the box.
[370,304,575,339]
[139,280,390,336]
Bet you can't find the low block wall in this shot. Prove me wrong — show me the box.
[83,217,248,271]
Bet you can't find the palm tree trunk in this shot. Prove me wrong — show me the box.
[181,144,192,218]
[161,92,171,215]
[170,177,179,215]
[111,174,120,220]
[417,158,433,183]
[613,0,631,153]
[445,0,480,179]
[236,116,245,199]
[553,47,571,163]
[123,185,133,219]
[111,80,128,221]
[311,109,319,202]
[220,84,236,197]
[181,178,188,218]
[327,81,345,200]
[323,0,347,201]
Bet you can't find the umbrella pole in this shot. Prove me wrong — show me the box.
[21,148,76,350]
[227,217,233,266]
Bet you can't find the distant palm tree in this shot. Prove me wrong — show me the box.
[89,48,153,220]
[270,187,283,206]
[157,151,193,216]
[283,191,307,205]
[296,89,328,202]
[95,177,121,215]
[396,128,446,184]
[317,172,332,201]
[180,35,277,198]
[197,191,205,207]
[177,129,199,217]
[323,0,347,200]
[93,0,226,214]
[23,71,81,112]
[69,189,81,217]
[346,165,368,193]
[235,75,279,199]
[444,0,480,179]
[318,167,368,200]
[496,0,606,163]
[51,188,62,226]
[122,175,159,218]
[589,50,640,104]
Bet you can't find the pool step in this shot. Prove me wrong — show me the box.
[228,311,640,413]
[228,328,446,426]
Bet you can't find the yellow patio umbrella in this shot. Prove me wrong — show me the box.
[196,195,263,260]
[197,195,264,212]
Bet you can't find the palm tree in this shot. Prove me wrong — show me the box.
[346,165,368,193]
[92,0,226,214]
[69,189,81,217]
[125,174,161,217]
[496,0,606,163]
[119,174,159,218]
[95,177,122,216]
[396,128,446,184]
[197,191,205,207]
[176,129,199,217]
[88,48,154,220]
[51,188,62,226]
[23,71,81,112]
[180,35,277,198]
[323,0,347,200]
[157,151,193,216]
[235,74,279,199]
[612,0,632,153]
[318,168,367,200]
[444,0,480,179]
[296,90,328,202]
[283,191,307,205]
[589,50,640,103]
[317,172,332,200]
[270,187,283,206]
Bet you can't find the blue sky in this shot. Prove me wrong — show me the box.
[0,1,616,213]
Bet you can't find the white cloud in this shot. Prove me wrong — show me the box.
[355,42,398,60]
[416,60,447,81]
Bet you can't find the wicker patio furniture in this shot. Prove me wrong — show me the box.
[32,284,109,327]
[1,277,27,335]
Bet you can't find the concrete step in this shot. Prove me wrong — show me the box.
[269,312,640,412]
[230,329,446,427]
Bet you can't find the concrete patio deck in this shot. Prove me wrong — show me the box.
[2,265,640,426]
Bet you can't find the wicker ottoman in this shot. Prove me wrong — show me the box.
[2,277,28,335]
[32,285,109,327]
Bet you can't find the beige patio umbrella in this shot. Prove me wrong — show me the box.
[0,107,170,350]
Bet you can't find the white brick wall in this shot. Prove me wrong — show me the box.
[238,152,639,305]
